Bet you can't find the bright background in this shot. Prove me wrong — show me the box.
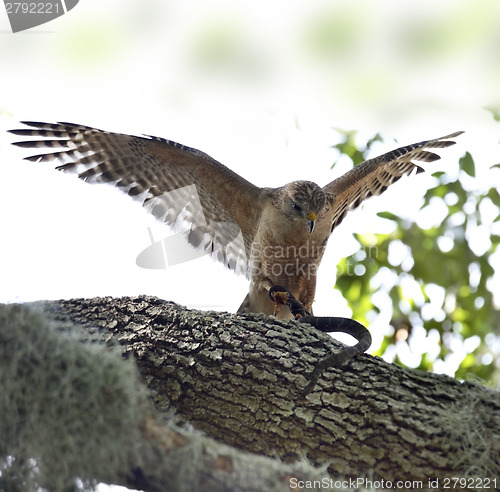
[2,0,498,314]
[1,1,500,490]
[1,1,499,338]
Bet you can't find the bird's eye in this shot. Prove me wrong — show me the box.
[292,201,302,212]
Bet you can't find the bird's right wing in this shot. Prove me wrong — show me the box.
[10,121,263,275]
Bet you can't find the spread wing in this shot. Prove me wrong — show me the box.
[9,121,263,274]
[323,131,463,232]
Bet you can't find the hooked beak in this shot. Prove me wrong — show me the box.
[306,212,317,233]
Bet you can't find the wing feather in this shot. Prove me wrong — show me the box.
[10,121,262,274]
[323,131,463,232]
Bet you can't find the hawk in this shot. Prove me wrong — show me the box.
[10,122,462,319]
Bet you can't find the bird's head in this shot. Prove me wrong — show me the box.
[280,181,327,233]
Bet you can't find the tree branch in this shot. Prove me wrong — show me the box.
[3,296,499,491]
[1,302,345,492]
[36,295,500,485]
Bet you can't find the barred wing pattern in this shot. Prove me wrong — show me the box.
[10,122,462,287]
[10,122,263,275]
[323,131,464,231]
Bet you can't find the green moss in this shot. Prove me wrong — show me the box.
[0,304,150,491]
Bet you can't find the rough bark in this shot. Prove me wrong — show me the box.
[29,296,500,488]
[1,302,340,492]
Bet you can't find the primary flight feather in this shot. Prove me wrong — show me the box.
[10,122,462,318]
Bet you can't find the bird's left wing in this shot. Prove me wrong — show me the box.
[322,131,463,232]
[9,121,263,274]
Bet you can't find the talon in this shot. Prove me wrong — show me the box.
[269,285,291,316]
[269,285,290,303]
[272,291,289,305]
[273,303,280,316]
[271,291,289,316]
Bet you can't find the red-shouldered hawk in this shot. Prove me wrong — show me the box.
[10,122,462,318]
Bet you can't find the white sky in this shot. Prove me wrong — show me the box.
[1,1,499,490]
[2,0,498,315]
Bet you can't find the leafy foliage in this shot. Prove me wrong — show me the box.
[332,128,500,386]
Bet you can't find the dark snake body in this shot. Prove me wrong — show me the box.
[269,285,372,395]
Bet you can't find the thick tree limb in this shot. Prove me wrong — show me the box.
[269,284,372,395]
[1,302,346,492]
[34,295,500,488]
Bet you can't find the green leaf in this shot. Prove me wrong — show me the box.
[459,152,475,177]
[376,211,399,221]
[431,171,446,179]
[487,187,500,206]
[329,129,499,387]
[331,129,383,168]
